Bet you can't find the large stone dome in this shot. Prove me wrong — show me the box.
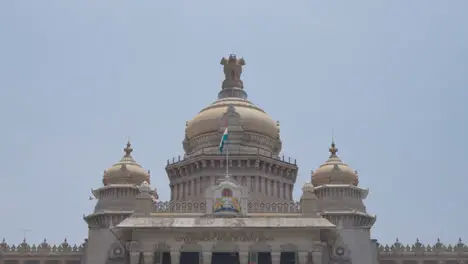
[182,54,282,155]
[186,98,278,139]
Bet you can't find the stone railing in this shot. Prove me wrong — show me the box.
[154,200,301,213]
[0,238,85,253]
[379,238,468,254]
[167,148,297,166]
[247,201,301,213]
[155,201,207,213]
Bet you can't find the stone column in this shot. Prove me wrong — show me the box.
[271,252,281,264]
[130,252,140,264]
[182,182,186,199]
[311,251,322,264]
[239,252,249,264]
[143,252,154,264]
[202,252,212,264]
[298,252,308,264]
[211,176,215,186]
[171,252,181,264]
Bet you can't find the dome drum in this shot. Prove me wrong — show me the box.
[183,129,282,157]
[218,87,248,100]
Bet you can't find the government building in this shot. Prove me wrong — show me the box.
[0,55,466,264]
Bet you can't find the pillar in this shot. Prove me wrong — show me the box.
[171,252,181,264]
[143,252,154,264]
[311,251,322,264]
[271,252,281,264]
[202,252,212,264]
[130,252,140,264]
[239,252,249,264]
[298,252,308,264]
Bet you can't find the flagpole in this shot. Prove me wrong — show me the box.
[225,117,229,178]
[226,141,229,177]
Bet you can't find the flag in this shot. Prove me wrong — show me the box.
[219,127,229,153]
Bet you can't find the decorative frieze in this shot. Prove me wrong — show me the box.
[153,200,301,213]
[174,231,274,243]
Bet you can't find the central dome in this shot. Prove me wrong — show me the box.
[186,98,278,139]
[183,54,281,155]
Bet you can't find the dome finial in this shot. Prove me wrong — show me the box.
[329,129,338,157]
[124,140,133,157]
[329,140,338,157]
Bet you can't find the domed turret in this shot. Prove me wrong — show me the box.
[103,141,150,185]
[183,54,281,155]
[311,141,359,186]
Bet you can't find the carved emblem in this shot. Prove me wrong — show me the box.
[220,105,242,129]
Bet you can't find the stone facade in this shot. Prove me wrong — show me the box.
[0,54,466,264]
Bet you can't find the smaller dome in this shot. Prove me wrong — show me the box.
[301,182,318,201]
[302,182,315,193]
[103,141,150,185]
[311,141,359,186]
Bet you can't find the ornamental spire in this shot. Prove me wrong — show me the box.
[329,140,338,157]
[124,141,133,157]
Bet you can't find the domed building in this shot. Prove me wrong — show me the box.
[1,54,467,264]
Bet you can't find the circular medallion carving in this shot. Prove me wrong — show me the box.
[335,247,345,256]
[113,247,122,256]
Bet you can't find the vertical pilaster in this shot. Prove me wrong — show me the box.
[202,252,212,264]
[130,252,140,264]
[143,252,154,264]
[182,182,186,199]
[311,251,322,264]
[171,252,180,264]
[271,252,281,264]
[239,252,249,264]
[298,252,308,264]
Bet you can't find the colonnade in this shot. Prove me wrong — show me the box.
[130,250,323,264]
[170,175,294,201]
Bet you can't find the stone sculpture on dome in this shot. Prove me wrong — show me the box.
[220,54,245,89]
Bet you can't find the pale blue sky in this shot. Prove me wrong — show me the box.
[0,0,467,247]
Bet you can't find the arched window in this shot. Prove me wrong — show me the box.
[222,188,232,197]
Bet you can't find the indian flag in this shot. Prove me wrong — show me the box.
[219,127,229,153]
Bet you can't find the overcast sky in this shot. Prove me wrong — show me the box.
[0,0,467,247]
